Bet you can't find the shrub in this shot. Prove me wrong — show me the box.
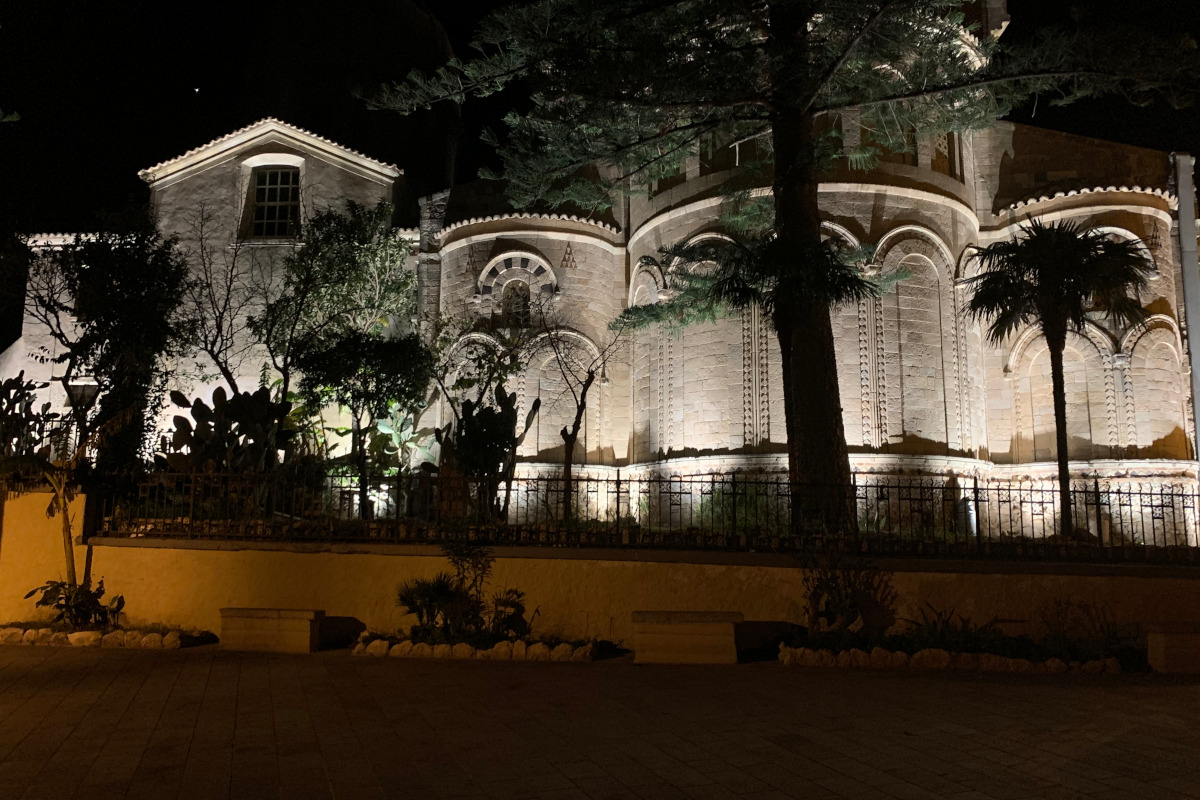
[800,554,896,642]
[24,579,124,631]
[897,604,1022,656]
[395,542,535,645]
[1039,599,1136,663]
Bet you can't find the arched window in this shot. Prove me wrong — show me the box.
[500,281,531,328]
[239,153,305,240]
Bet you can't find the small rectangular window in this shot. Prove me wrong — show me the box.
[246,167,300,238]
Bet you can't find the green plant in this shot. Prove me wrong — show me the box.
[395,542,534,645]
[24,579,124,630]
[0,372,58,461]
[156,386,295,473]
[899,604,1010,654]
[1039,599,1133,663]
[374,401,437,473]
[695,475,789,535]
[396,572,462,629]
[442,540,494,600]
[800,555,896,642]
[489,588,531,638]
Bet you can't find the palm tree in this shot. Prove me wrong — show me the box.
[966,219,1153,537]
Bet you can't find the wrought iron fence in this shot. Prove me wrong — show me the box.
[99,471,1200,563]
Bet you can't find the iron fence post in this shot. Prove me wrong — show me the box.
[615,469,621,542]
[188,477,196,539]
[731,473,737,536]
[973,477,982,549]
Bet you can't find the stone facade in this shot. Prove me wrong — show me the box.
[4,117,1196,484]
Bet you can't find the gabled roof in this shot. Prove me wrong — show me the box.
[138,118,401,187]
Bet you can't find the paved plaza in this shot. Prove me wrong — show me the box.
[0,645,1196,800]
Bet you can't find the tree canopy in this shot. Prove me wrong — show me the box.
[376,1,1196,211]
[24,228,191,473]
[250,200,418,399]
[376,0,1198,515]
[966,219,1154,533]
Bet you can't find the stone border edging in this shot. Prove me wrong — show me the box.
[353,638,597,662]
[778,644,1122,674]
[0,626,188,650]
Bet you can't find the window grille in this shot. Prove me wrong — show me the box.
[247,167,300,238]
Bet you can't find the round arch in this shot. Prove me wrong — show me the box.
[1120,314,1184,359]
[1090,224,1157,274]
[873,224,957,280]
[1004,321,1115,375]
[477,251,556,299]
[821,221,861,249]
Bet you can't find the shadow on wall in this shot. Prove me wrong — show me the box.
[1011,433,1102,464]
[319,616,366,650]
[1142,427,1192,460]
[848,434,972,459]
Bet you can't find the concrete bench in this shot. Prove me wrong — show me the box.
[1147,622,1200,674]
[219,608,324,654]
[632,611,743,664]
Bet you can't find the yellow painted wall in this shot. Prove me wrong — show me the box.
[0,491,88,623]
[3,493,1199,642]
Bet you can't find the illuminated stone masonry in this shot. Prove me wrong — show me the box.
[4,118,1196,494]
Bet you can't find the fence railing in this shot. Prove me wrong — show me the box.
[99,471,1200,563]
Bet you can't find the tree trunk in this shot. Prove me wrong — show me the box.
[561,431,576,523]
[1045,327,1074,536]
[61,509,77,587]
[54,478,77,588]
[352,413,372,521]
[560,370,595,525]
[770,3,854,533]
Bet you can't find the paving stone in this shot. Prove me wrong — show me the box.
[0,647,1192,800]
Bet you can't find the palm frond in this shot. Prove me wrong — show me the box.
[965,218,1152,345]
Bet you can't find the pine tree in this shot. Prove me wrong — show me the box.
[374,1,1196,529]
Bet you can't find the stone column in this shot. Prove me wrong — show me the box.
[416,190,450,332]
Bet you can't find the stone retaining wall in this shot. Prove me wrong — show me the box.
[3,493,1200,644]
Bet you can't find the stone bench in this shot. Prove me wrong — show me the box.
[632,610,743,664]
[1147,622,1200,674]
[219,608,324,654]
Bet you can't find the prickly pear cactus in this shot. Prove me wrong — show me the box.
[156,386,295,473]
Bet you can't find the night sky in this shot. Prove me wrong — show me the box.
[2,0,1199,233]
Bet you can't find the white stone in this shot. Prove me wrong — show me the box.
[67,631,101,647]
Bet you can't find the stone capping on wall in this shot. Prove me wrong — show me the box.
[84,538,1200,579]
[1007,186,1176,212]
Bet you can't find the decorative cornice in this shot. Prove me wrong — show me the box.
[1007,185,1176,212]
[438,211,618,238]
[138,118,401,184]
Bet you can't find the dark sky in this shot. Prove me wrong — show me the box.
[1,0,1199,233]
